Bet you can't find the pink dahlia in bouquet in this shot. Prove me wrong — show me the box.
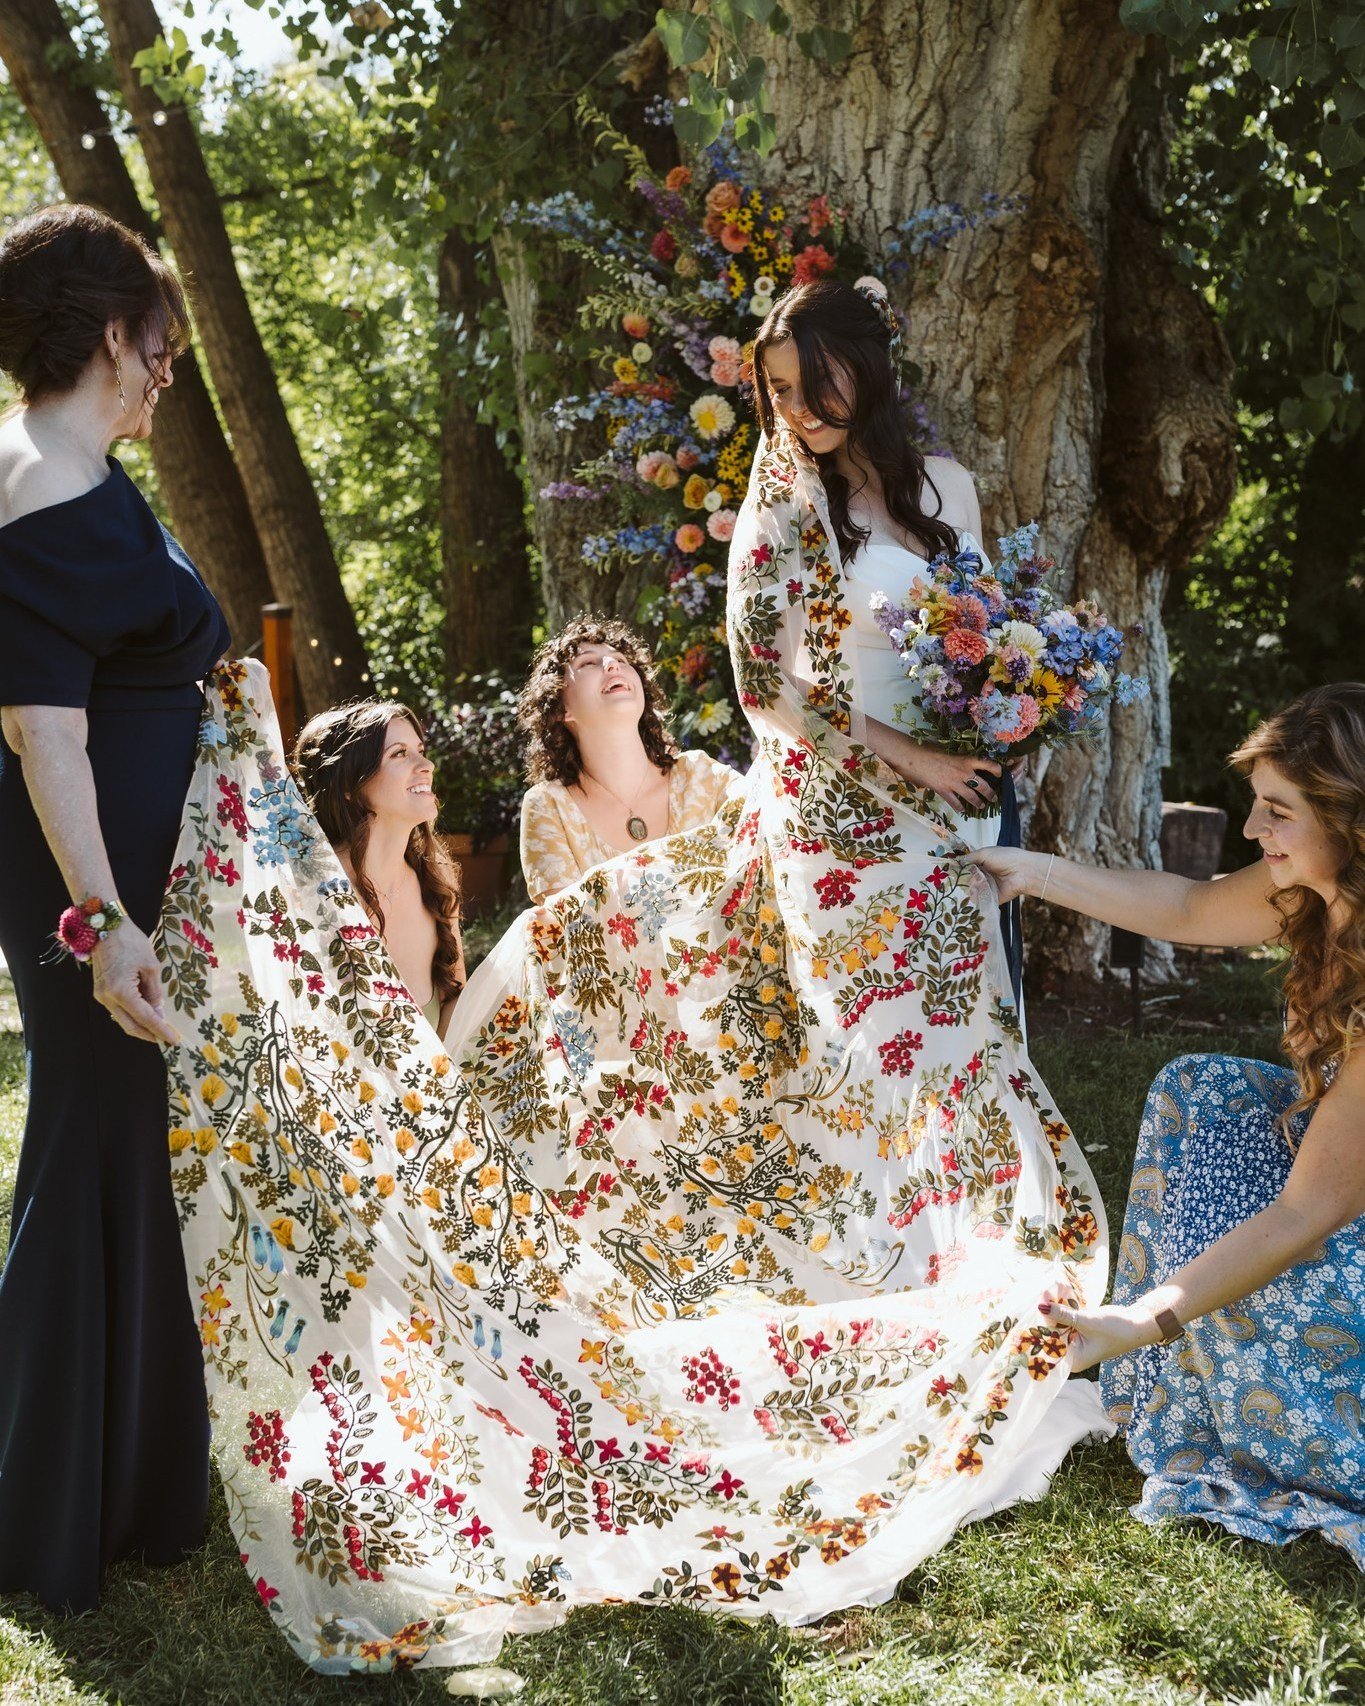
[871,523,1148,761]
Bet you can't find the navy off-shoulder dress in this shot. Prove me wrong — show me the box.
[0,455,231,1613]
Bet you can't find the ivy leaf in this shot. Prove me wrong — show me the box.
[1247,36,1290,87]
[734,106,777,154]
[674,100,726,149]
[1118,0,1171,34]
[1319,116,1365,168]
[731,0,779,22]
[655,7,713,69]
[796,25,853,63]
[727,55,767,106]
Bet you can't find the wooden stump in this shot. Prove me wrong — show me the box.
[1160,802,1229,881]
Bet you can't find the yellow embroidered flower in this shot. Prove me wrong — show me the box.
[269,1216,296,1250]
[200,1073,227,1105]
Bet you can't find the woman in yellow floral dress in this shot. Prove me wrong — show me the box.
[517,617,741,903]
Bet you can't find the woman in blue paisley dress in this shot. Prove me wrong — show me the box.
[973,683,1365,1566]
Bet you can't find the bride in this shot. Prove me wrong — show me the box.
[155,279,1111,1673]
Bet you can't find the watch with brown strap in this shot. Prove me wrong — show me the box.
[1153,1305,1184,1345]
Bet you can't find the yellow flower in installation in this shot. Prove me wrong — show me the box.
[613,356,638,384]
[682,473,710,510]
[690,393,736,440]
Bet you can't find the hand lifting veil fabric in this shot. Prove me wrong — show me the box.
[161,430,1110,1673]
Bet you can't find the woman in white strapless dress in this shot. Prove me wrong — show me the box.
[755,280,1023,1002]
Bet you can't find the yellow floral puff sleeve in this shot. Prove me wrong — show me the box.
[519,748,743,903]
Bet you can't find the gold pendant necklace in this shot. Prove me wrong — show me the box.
[581,759,656,842]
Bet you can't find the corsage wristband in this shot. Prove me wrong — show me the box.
[56,896,126,963]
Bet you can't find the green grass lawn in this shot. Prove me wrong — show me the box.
[1,954,1362,1705]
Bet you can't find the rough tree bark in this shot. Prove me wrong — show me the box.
[488,4,671,633]
[438,229,534,679]
[755,1,1236,980]
[97,0,369,709]
[0,0,274,651]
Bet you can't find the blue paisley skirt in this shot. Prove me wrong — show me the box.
[1100,1052,1365,1567]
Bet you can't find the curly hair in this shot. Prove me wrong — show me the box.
[0,203,190,409]
[752,277,957,566]
[1231,681,1365,1123]
[291,700,464,1007]
[517,615,678,787]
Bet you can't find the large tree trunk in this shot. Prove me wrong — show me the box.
[490,229,644,631]
[97,0,369,709]
[437,229,534,680]
[0,0,273,651]
[487,2,671,634]
[759,1,1235,979]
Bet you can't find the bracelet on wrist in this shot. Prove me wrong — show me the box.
[55,896,126,964]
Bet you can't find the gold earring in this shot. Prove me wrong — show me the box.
[113,352,127,411]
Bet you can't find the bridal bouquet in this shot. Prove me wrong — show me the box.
[870,523,1148,760]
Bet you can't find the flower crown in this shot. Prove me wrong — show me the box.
[854,275,903,372]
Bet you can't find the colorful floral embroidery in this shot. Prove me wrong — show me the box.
[158,432,1105,1673]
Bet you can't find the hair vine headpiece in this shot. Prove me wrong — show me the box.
[853,274,903,373]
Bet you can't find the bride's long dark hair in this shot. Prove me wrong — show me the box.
[752,278,958,564]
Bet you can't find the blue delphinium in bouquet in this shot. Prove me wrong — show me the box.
[871,523,1148,761]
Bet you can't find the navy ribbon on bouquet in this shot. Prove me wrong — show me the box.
[996,767,1024,1015]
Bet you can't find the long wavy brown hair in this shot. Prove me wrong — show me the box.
[753,278,958,566]
[292,700,464,1006]
[517,616,678,787]
[1231,682,1365,1121]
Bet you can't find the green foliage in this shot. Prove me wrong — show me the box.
[203,67,447,703]
[130,25,207,105]
[1134,2,1364,440]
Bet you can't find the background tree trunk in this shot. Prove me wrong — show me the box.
[0,0,274,651]
[490,230,646,632]
[756,1,1235,980]
[487,0,671,635]
[438,229,534,680]
[97,0,369,709]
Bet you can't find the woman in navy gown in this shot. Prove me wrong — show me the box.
[0,205,231,1612]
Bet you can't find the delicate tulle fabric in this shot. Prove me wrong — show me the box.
[160,430,1107,1673]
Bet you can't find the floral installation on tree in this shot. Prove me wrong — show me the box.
[510,104,1023,767]
[870,523,1150,760]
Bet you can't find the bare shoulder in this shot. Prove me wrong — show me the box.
[0,424,95,529]
[920,455,982,537]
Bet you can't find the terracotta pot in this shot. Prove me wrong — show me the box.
[442,832,512,917]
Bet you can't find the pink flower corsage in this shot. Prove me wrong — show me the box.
[56,896,126,963]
